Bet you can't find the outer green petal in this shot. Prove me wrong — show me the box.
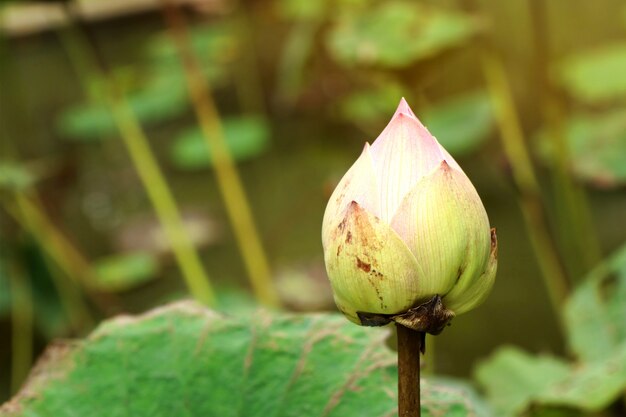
[390,161,491,299]
[322,144,380,250]
[323,201,425,322]
[445,229,498,314]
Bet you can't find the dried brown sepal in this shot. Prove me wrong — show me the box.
[356,294,455,337]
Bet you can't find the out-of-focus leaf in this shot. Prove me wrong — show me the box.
[170,116,271,170]
[93,251,159,292]
[477,244,626,415]
[564,243,626,362]
[558,43,626,103]
[0,162,35,191]
[339,82,406,125]
[56,80,188,141]
[146,24,238,70]
[475,347,570,417]
[424,90,493,156]
[327,1,478,68]
[476,344,626,416]
[56,24,237,141]
[2,301,492,417]
[538,343,626,411]
[535,108,626,187]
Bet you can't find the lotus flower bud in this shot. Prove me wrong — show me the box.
[322,98,497,334]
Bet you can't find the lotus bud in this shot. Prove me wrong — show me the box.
[322,98,497,334]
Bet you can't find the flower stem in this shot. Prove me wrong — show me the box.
[528,0,601,277]
[56,6,217,306]
[481,50,571,318]
[108,90,217,306]
[162,2,279,307]
[396,324,421,417]
[9,261,33,394]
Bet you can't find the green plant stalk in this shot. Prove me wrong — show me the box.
[8,193,97,291]
[5,192,113,313]
[481,51,570,317]
[107,88,216,306]
[230,4,266,115]
[528,0,601,276]
[41,252,95,333]
[9,261,33,394]
[275,18,320,107]
[163,3,279,307]
[56,7,216,306]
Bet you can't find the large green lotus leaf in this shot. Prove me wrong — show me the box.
[558,42,626,103]
[170,116,271,170]
[535,108,626,187]
[326,1,478,68]
[2,301,492,417]
[423,91,494,156]
[564,243,626,362]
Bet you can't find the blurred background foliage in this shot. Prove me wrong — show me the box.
[1,0,626,415]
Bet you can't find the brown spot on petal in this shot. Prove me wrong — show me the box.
[337,218,347,232]
[455,264,466,285]
[345,231,352,244]
[490,228,498,257]
[365,275,386,310]
[356,257,371,272]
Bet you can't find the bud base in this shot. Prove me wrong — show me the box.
[356,295,455,336]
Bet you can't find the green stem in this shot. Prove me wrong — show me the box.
[528,0,601,277]
[481,51,570,317]
[7,193,98,291]
[230,2,266,115]
[107,89,216,305]
[40,251,95,334]
[9,261,33,394]
[162,3,280,308]
[57,7,216,306]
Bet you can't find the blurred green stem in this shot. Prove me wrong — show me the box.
[275,18,320,107]
[5,191,110,316]
[529,0,601,277]
[481,51,570,318]
[7,193,97,291]
[40,251,95,333]
[9,261,33,394]
[163,2,280,308]
[107,87,217,306]
[231,2,266,115]
[57,7,216,306]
